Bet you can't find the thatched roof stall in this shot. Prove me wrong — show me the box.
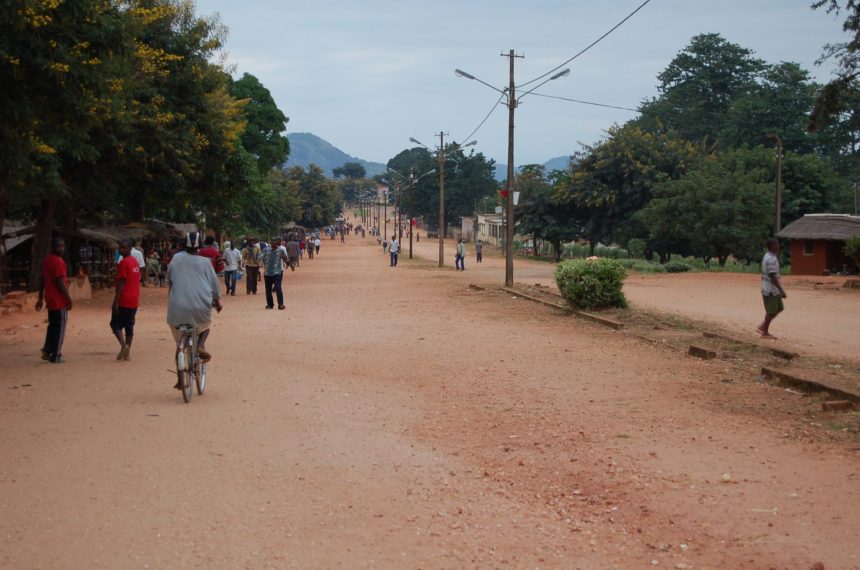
[778,214,860,241]
[778,214,860,275]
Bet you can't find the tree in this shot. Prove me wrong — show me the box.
[332,162,366,180]
[637,33,765,144]
[722,62,820,153]
[809,1,860,130]
[285,165,343,228]
[229,73,290,174]
[515,165,585,261]
[558,124,705,256]
[639,149,773,265]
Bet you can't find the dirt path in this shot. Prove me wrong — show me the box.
[1,234,858,568]
[408,238,860,363]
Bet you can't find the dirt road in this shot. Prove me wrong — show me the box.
[1,235,858,568]
[408,238,860,363]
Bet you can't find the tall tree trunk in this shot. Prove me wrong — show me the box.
[553,239,562,262]
[0,183,7,296]
[28,198,58,292]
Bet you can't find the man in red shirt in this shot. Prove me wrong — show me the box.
[111,239,141,361]
[36,237,72,364]
[198,236,223,273]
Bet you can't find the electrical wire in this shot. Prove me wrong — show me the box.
[458,91,507,146]
[529,92,639,112]
[516,0,652,89]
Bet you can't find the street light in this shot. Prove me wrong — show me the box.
[456,58,569,286]
[409,137,477,267]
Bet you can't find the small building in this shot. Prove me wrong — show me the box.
[475,212,505,247]
[778,214,860,275]
[460,216,475,242]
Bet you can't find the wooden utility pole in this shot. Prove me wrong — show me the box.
[501,49,523,287]
[768,133,783,236]
[437,131,448,268]
[408,169,415,259]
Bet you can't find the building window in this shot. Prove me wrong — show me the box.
[803,240,814,256]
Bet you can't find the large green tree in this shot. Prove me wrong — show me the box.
[229,72,290,174]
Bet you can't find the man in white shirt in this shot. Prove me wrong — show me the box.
[389,235,400,267]
[222,241,242,296]
[130,242,146,286]
[757,238,787,339]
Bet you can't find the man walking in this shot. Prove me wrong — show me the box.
[285,237,300,271]
[261,237,289,310]
[476,239,483,263]
[223,241,242,296]
[131,240,146,287]
[111,239,140,361]
[389,235,400,267]
[198,236,223,274]
[757,238,787,339]
[242,237,260,295]
[36,237,72,363]
[455,238,466,271]
[314,236,321,256]
[167,232,223,388]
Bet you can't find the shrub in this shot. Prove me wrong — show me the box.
[555,258,628,309]
[594,245,610,258]
[664,261,693,273]
[627,238,646,259]
[845,235,860,265]
[631,261,666,273]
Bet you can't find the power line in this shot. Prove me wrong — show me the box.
[517,0,652,89]
[529,92,639,112]
[458,91,507,146]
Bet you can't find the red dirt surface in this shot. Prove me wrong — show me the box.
[1,234,858,568]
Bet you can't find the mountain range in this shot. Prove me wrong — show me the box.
[285,132,387,177]
[284,132,571,180]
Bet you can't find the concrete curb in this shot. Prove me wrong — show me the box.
[688,345,717,360]
[500,287,570,312]
[761,367,860,403]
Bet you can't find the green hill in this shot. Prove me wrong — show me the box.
[285,132,386,178]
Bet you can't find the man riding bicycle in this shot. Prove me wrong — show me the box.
[167,232,223,390]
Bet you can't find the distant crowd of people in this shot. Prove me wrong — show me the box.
[35,230,326,369]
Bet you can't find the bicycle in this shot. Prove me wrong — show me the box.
[175,324,206,403]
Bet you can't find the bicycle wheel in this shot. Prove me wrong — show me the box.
[180,345,193,403]
[195,358,206,394]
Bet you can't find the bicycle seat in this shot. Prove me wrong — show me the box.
[176,324,195,332]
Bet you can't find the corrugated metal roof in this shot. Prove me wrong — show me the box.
[778,214,860,241]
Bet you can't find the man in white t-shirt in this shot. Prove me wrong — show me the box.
[389,236,400,267]
[130,242,146,287]
[757,237,787,339]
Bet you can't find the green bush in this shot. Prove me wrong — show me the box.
[594,245,610,258]
[664,261,693,273]
[554,258,628,309]
[627,238,646,259]
[631,261,666,273]
[845,235,860,265]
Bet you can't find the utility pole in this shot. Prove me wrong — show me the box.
[769,133,783,236]
[383,189,388,241]
[408,169,415,259]
[501,49,523,287]
[437,131,448,268]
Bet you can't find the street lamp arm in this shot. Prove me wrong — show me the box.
[517,68,570,104]
[455,68,507,96]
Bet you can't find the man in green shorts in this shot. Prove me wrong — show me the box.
[757,237,787,339]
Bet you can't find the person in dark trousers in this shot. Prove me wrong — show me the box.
[389,236,400,267]
[111,239,141,361]
[261,237,289,310]
[455,238,466,271]
[758,237,788,339]
[242,237,260,295]
[476,239,483,263]
[36,237,72,363]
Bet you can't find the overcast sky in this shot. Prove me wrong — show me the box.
[195,0,847,166]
